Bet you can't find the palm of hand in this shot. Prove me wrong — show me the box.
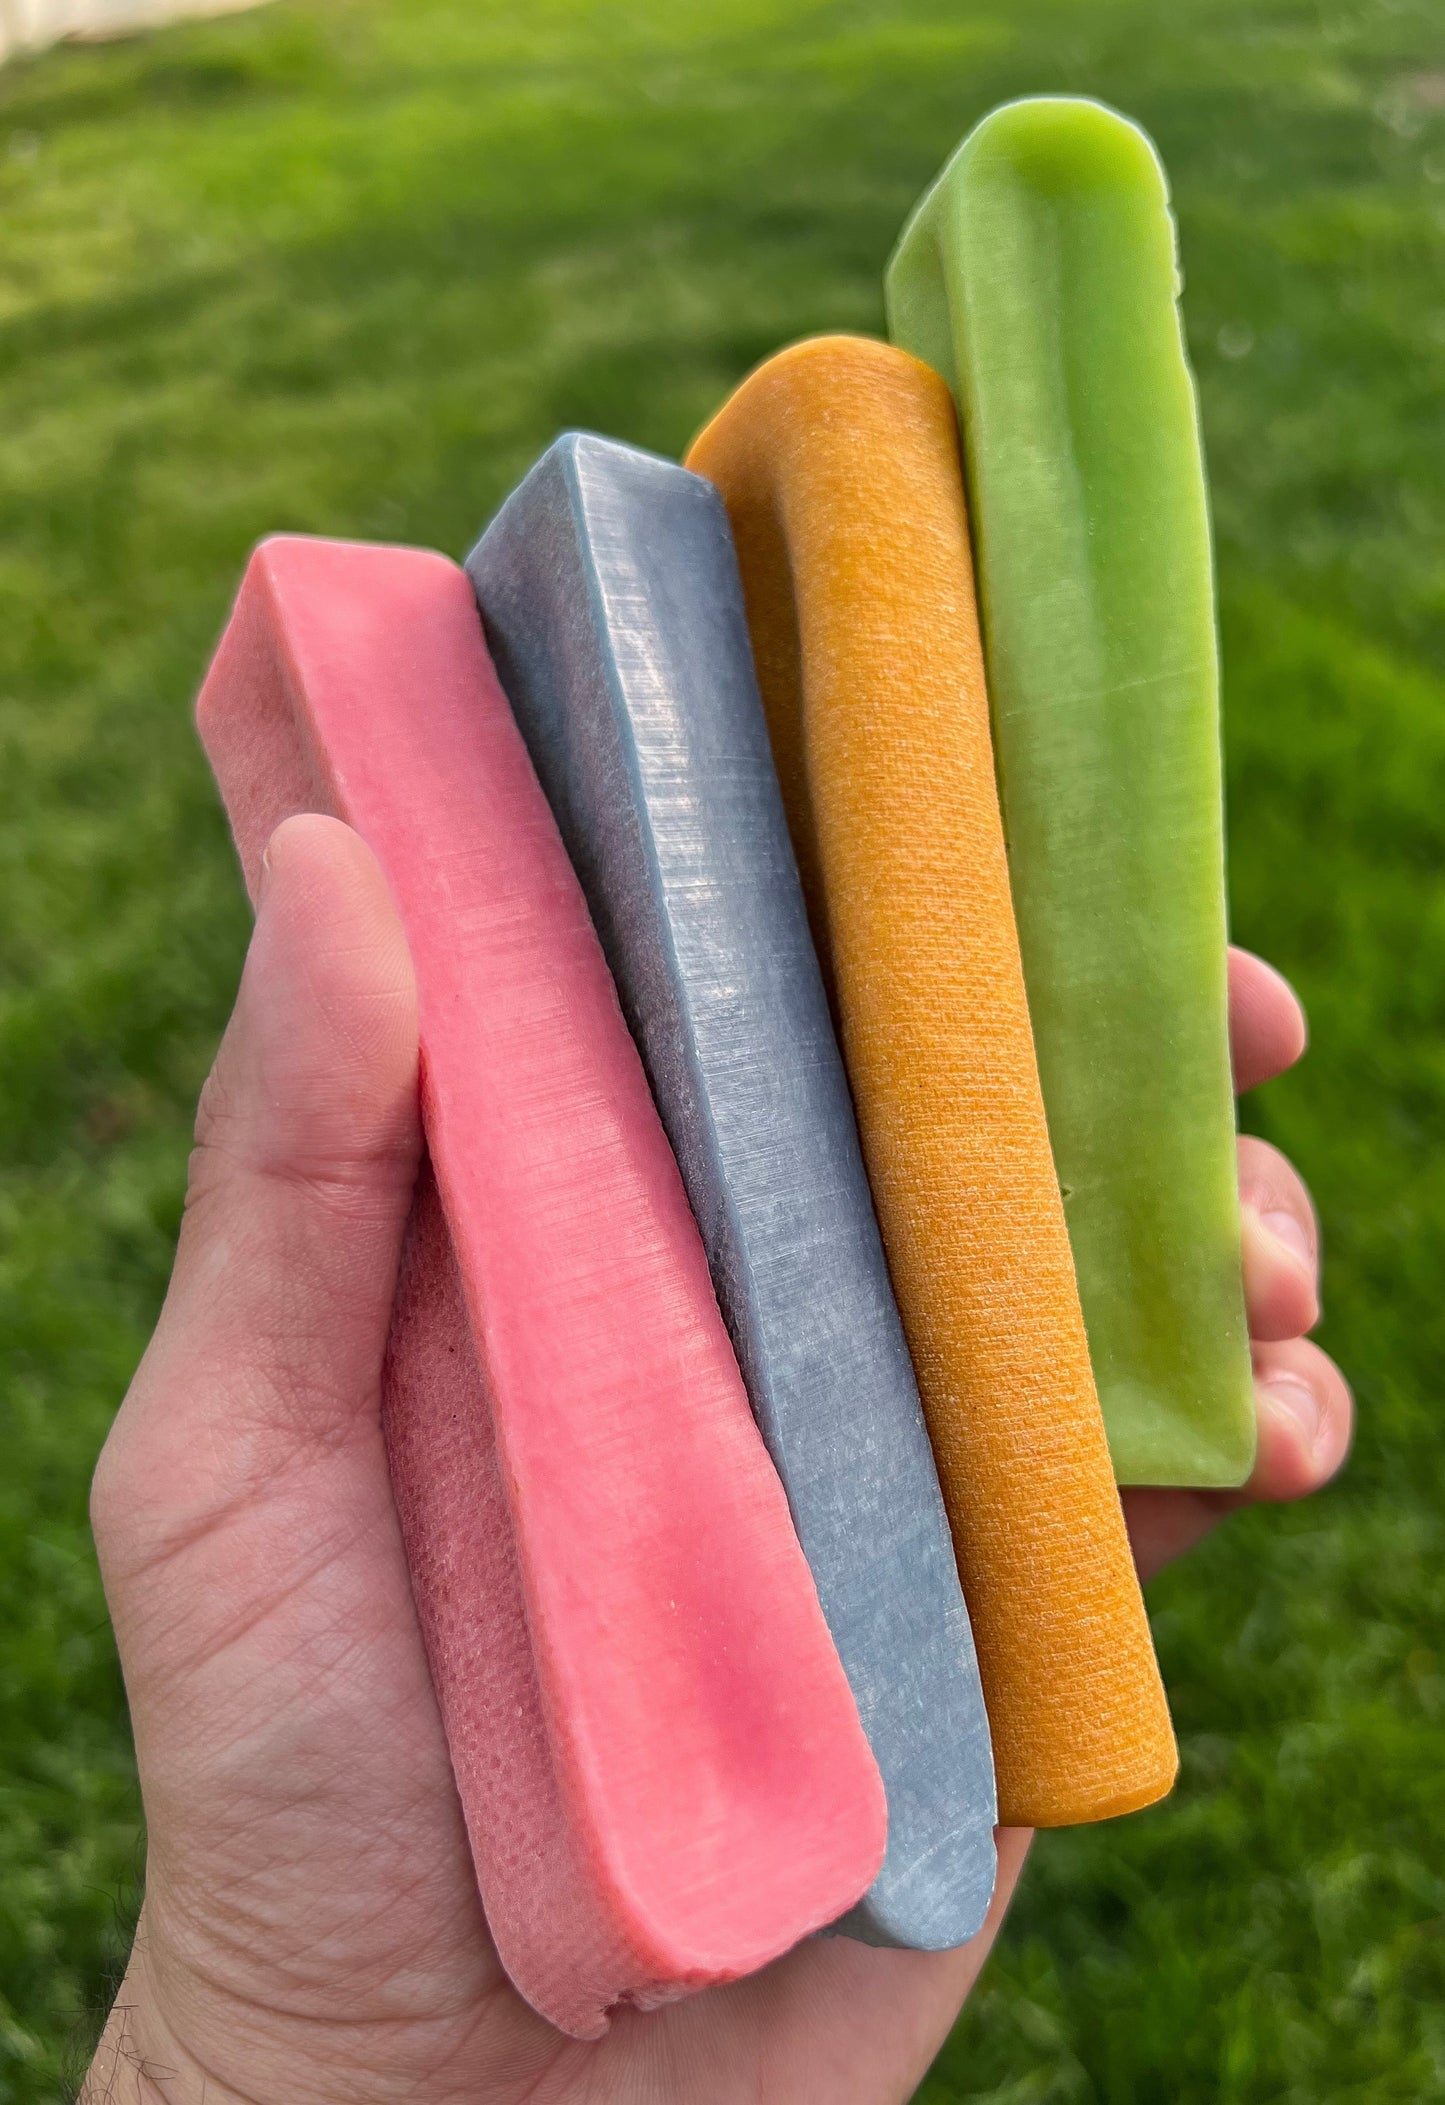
[106,1381,992,2105]
[88,819,1348,2105]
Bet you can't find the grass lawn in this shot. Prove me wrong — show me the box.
[2,0,1444,2095]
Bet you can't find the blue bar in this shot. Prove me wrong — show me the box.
[468,433,997,1949]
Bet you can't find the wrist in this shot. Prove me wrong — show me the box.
[80,1927,243,2105]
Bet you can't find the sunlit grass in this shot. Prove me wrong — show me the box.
[2,0,1443,2095]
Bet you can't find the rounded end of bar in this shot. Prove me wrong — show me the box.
[954,95,1168,202]
[602,1746,891,1991]
[1106,1368,1260,1489]
[887,98,1177,356]
[685,333,955,479]
[999,1740,1180,1831]
[833,1821,1000,1952]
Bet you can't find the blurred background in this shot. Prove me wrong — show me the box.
[1,0,1441,2097]
[0,1,269,67]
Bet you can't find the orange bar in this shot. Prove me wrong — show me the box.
[687,336,1177,1827]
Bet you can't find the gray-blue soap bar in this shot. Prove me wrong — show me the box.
[467,433,997,1949]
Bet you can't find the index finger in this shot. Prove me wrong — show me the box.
[1229,947,1307,1094]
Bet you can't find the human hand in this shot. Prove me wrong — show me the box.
[83,818,1349,2105]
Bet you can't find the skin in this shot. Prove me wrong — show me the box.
[82,816,1352,2105]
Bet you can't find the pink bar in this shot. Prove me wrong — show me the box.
[196,535,886,2037]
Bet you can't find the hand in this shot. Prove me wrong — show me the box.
[83,818,1349,2105]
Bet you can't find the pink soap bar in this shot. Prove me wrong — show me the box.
[197,536,887,2037]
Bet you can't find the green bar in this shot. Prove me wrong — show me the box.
[886,97,1254,1488]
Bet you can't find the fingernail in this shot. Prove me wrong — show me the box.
[1264,1376,1323,1451]
[257,839,274,904]
[1261,1209,1313,1272]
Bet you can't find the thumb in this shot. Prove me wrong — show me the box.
[90,820,515,2078]
[92,810,420,1638]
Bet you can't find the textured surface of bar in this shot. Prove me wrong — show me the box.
[887,97,1254,1488]
[688,340,1176,1827]
[196,535,887,2034]
[469,432,997,1948]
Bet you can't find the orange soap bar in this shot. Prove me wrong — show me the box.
[687,337,1177,1828]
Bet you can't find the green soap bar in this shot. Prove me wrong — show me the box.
[886,97,1254,1489]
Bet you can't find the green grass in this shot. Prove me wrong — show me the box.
[1,0,1441,2095]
